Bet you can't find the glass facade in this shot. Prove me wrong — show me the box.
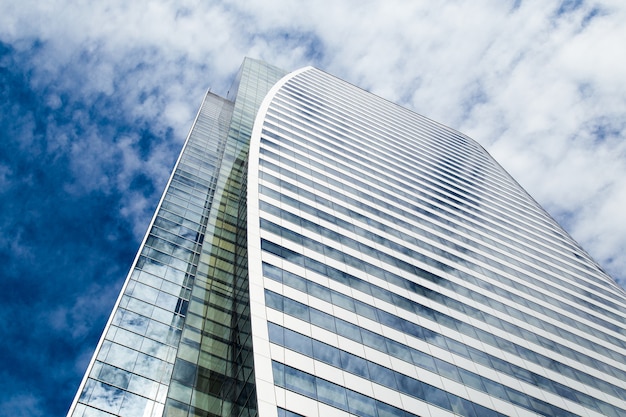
[69,59,626,417]
[67,58,287,417]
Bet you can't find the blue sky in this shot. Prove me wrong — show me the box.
[1,1,625,416]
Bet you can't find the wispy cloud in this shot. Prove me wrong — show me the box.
[1,0,625,415]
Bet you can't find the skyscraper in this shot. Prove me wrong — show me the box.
[68,58,626,417]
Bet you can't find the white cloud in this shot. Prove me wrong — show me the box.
[0,391,44,417]
[1,0,624,289]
